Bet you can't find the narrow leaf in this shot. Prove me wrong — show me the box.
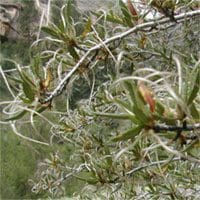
[20,71,36,88]
[22,81,35,102]
[41,26,60,39]
[68,46,79,60]
[31,56,42,79]
[155,101,165,116]
[106,11,125,25]
[189,103,199,120]
[82,17,92,37]
[133,105,150,125]
[112,126,143,142]
[187,68,200,105]
[119,0,133,27]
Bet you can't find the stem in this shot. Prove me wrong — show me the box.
[153,123,200,132]
[40,10,200,103]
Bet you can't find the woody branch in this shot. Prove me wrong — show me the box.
[39,10,200,104]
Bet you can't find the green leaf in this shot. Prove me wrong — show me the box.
[113,99,139,123]
[19,96,33,104]
[7,75,23,84]
[123,81,146,108]
[106,10,125,25]
[189,103,199,120]
[41,26,61,39]
[33,105,49,117]
[75,172,98,184]
[4,110,27,121]
[82,17,92,37]
[22,82,35,102]
[155,101,165,116]
[63,0,73,25]
[20,71,36,88]
[123,81,150,124]
[119,0,133,27]
[16,70,36,102]
[187,68,200,105]
[132,105,150,125]
[68,46,79,60]
[112,125,143,142]
[31,56,42,79]
[114,98,133,113]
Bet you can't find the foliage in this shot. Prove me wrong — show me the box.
[0,0,200,199]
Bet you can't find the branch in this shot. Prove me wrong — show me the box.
[153,123,200,132]
[40,10,200,104]
[126,157,180,176]
[151,132,200,164]
[52,164,86,186]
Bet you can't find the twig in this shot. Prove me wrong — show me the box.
[151,132,200,164]
[39,10,200,104]
[52,164,86,186]
[126,157,180,176]
[153,123,200,132]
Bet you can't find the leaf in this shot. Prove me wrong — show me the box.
[20,71,36,88]
[7,75,23,84]
[66,0,73,23]
[31,56,42,79]
[155,101,165,116]
[114,98,135,115]
[92,10,125,26]
[132,105,150,125]
[22,81,35,102]
[82,17,92,37]
[19,96,33,104]
[106,11,125,25]
[41,26,61,39]
[123,81,136,104]
[75,172,98,184]
[68,46,79,60]
[33,106,49,116]
[123,81,151,124]
[112,125,143,142]
[189,103,199,120]
[17,70,36,102]
[16,69,36,103]
[4,110,27,121]
[187,68,200,105]
[119,0,134,27]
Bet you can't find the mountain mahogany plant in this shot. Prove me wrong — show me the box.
[1,0,200,198]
